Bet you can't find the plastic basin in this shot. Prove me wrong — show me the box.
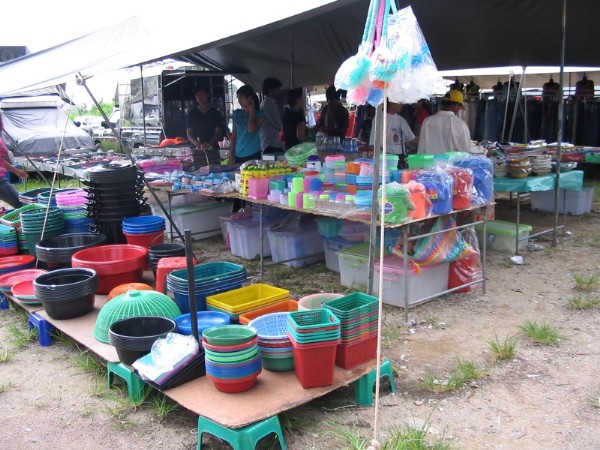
[202,325,257,347]
[175,311,231,336]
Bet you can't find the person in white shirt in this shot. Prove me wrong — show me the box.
[370,99,418,169]
[259,77,284,156]
[418,90,485,155]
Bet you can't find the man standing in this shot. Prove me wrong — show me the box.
[314,86,349,141]
[185,85,225,167]
[259,77,284,157]
[370,100,418,169]
[418,90,484,155]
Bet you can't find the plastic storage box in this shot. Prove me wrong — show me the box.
[530,186,594,216]
[267,223,324,268]
[322,236,361,272]
[475,220,532,253]
[153,200,233,240]
[227,219,272,260]
[374,255,449,308]
[338,242,372,288]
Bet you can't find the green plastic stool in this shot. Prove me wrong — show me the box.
[353,358,396,406]
[107,362,147,403]
[197,415,287,450]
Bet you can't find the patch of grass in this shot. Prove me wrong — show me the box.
[424,316,440,328]
[0,347,11,363]
[591,390,600,409]
[519,320,565,346]
[73,350,107,377]
[6,323,37,348]
[383,324,403,347]
[382,422,453,450]
[325,421,369,450]
[0,381,15,393]
[79,402,95,417]
[572,273,600,292]
[573,233,600,248]
[149,392,179,422]
[567,293,600,310]
[422,360,486,393]
[487,335,517,361]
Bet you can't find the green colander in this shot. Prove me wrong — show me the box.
[94,289,182,343]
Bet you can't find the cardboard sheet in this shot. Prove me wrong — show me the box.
[163,360,378,429]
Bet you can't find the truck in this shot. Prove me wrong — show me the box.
[93,64,232,153]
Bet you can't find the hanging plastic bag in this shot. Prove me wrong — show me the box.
[409,215,476,266]
[378,182,413,224]
[448,226,482,292]
[335,43,372,91]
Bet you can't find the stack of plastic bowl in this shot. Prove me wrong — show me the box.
[148,243,186,277]
[122,216,166,250]
[71,244,148,294]
[202,325,262,393]
[56,189,94,234]
[248,312,294,372]
[322,292,379,369]
[206,284,290,323]
[287,309,341,388]
[0,268,47,293]
[33,268,98,320]
[0,224,18,256]
[19,207,65,257]
[109,316,177,366]
[175,311,231,336]
[37,188,79,207]
[0,203,44,253]
[166,262,247,314]
[35,233,107,269]
[0,255,36,275]
[94,289,182,344]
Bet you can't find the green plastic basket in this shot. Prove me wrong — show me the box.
[0,203,44,228]
[322,292,378,320]
[287,308,340,330]
[262,355,294,372]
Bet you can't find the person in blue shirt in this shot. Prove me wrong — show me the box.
[228,85,266,164]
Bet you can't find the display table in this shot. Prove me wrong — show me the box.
[493,170,584,254]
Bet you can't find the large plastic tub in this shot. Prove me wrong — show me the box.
[267,224,324,268]
[322,236,359,272]
[475,220,532,253]
[338,242,371,288]
[530,186,594,216]
[153,200,233,240]
[227,219,272,260]
[374,255,450,308]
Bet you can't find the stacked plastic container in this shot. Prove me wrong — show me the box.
[20,207,65,257]
[56,189,94,234]
[206,283,290,323]
[287,309,341,388]
[122,216,166,250]
[0,224,18,256]
[248,312,294,372]
[323,292,379,369]
[166,262,247,314]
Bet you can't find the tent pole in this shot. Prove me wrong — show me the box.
[508,68,525,142]
[77,74,187,244]
[367,103,384,297]
[139,66,149,148]
[553,0,567,247]
[501,72,513,141]
[523,70,528,143]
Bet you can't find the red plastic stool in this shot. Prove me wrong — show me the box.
[155,257,196,294]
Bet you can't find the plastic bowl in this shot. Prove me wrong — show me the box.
[206,371,261,393]
[202,325,257,347]
[175,311,231,336]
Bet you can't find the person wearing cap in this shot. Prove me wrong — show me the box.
[314,86,349,141]
[418,90,484,155]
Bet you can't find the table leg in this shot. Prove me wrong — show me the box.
[515,192,521,255]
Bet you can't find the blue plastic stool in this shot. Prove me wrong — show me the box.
[0,292,9,310]
[107,362,147,403]
[353,358,396,406]
[28,311,54,347]
[198,415,287,450]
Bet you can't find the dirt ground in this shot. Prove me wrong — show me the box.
[1,179,600,450]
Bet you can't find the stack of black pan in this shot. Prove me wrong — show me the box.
[83,161,149,244]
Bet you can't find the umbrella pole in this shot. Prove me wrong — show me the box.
[185,229,199,343]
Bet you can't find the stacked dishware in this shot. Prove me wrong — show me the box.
[166,262,247,314]
[323,292,379,369]
[529,154,552,176]
[0,255,36,275]
[508,155,531,178]
[203,325,262,393]
[248,312,294,372]
[286,309,341,388]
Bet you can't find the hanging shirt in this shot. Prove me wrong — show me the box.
[418,110,482,155]
[259,96,283,151]
[370,114,415,155]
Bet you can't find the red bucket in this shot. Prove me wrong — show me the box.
[123,231,164,269]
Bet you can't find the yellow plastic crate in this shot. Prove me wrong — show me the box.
[206,283,290,314]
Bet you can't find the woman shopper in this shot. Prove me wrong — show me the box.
[228,85,265,165]
[0,116,28,208]
[282,87,309,150]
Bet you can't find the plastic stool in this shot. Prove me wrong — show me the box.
[0,292,9,310]
[155,257,195,294]
[353,358,396,406]
[107,362,147,403]
[28,311,54,346]
[198,415,287,450]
